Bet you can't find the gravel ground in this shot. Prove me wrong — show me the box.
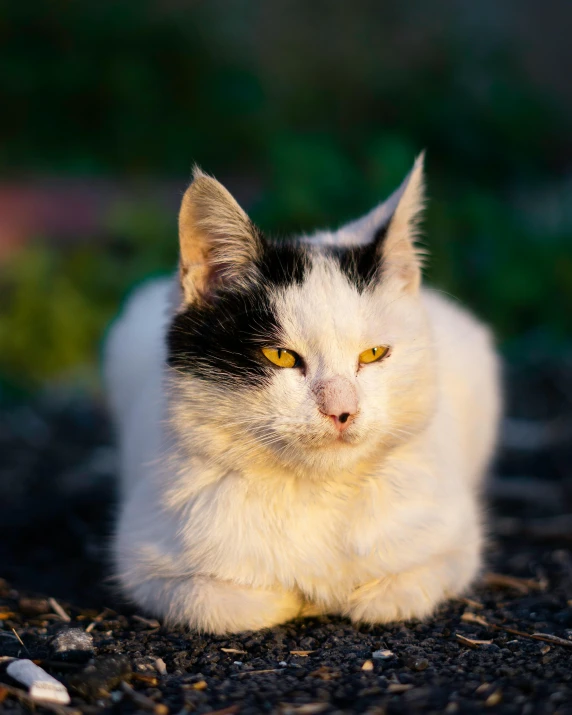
[1,361,572,715]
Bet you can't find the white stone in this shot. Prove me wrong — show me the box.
[52,628,94,655]
[372,649,394,660]
[154,657,167,675]
[7,659,70,705]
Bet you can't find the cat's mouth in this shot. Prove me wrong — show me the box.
[334,433,359,446]
[313,429,361,449]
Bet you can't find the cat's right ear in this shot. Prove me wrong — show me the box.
[178,168,261,304]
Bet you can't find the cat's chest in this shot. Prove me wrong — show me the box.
[179,474,385,592]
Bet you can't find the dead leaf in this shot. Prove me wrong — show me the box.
[221,648,247,655]
[290,650,315,657]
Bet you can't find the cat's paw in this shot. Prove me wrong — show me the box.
[187,578,304,633]
[346,553,478,625]
[133,576,303,634]
[346,572,440,624]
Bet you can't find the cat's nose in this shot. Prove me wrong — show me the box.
[329,411,356,431]
[313,376,358,431]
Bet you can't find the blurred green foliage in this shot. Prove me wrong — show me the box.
[1,1,571,389]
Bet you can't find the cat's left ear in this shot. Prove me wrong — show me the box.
[177,168,261,304]
[378,152,426,293]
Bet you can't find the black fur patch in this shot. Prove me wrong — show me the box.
[167,287,280,385]
[256,239,308,286]
[167,238,308,385]
[332,223,390,292]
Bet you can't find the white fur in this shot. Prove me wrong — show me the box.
[106,166,501,634]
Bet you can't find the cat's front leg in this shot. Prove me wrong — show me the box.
[130,575,303,634]
[346,547,480,625]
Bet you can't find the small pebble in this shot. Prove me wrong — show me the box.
[155,657,167,675]
[485,690,503,707]
[18,598,50,617]
[69,656,131,701]
[51,628,94,663]
[372,649,394,660]
[7,659,70,705]
[292,705,328,715]
[387,683,413,693]
[362,659,374,671]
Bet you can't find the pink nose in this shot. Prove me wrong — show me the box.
[312,376,358,432]
[329,411,355,431]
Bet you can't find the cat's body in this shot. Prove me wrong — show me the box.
[106,157,500,633]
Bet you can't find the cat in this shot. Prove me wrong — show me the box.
[105,155,501,634]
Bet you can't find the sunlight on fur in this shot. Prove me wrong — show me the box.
[104,155,501,634]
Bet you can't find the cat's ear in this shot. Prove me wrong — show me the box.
[178,168,261,303]
[378,153,426,293]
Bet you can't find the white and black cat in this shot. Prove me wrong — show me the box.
[105,155,501,634]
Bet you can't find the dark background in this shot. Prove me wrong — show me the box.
[1,0,571,393]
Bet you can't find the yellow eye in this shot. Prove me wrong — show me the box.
[261,347,301,368]
[358,346,390,364]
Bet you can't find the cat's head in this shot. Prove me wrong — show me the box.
[167,156,436,478]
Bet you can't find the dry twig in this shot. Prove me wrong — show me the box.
[458,612,572,649]
[483,572,545,593]
[0,682,79,715]
[48,598,71,622]
[220,648,246,655]
[455,633,493,648]
[121,681,168,714]
[461,612,489,627]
